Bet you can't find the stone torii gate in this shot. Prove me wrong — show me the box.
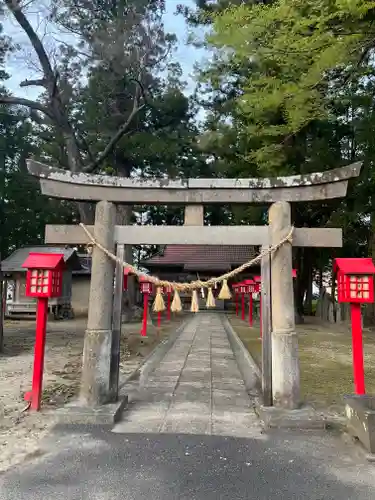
[27,160,361,410]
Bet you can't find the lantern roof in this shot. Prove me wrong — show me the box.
[253,276,261,282]
[334,258,375,275]
[139,274,152,283]
[22,252,65,270]
[124,267,132,276]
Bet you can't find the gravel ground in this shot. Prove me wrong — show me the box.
[0,315,183,473]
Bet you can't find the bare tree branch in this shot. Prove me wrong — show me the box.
[5,1,55,83]
[83,101,145,173]
[20,78,47,87]
[0,95,53,118]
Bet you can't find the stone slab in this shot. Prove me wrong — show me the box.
[256,405,327,430]
[55,395,128,425]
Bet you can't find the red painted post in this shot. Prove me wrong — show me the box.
[167,291,171,320]
[235,292,239,316]
[249,293,253,327]
[157,311,161,328]
[29,297,48,411]
[241,293,245,321]
[350,303,365,395]
[141,292,148,336]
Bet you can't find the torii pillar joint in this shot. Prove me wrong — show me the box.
[80,200,116,407]
[269,201,300,409]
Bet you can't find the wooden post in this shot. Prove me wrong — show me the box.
[109,244,124,402]
[26,297,49,411]
[80,201,116,406]
[141,292,149,336]
[261,245,272,407]
[248,293,253,327]
[350,303,366,395]
[269,201,300,409]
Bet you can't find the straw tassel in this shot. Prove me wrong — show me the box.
[171,288,182,312]
[190,290,199,313]
[218,279,232,300]
[152,287,165,313]
[206,287,216,308]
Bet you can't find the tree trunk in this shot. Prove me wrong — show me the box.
[294,248,305,324]
[303,249,313,316]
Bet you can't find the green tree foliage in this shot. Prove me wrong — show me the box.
[185,0,375,318]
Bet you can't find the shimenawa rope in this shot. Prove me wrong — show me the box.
[79,223,294,292]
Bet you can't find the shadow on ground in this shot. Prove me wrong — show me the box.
[0,424,374,500]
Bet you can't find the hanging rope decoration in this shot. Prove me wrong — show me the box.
[152,286,165,313]
[79,223,294,313]
[206,287,216,309]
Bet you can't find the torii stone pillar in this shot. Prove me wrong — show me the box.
[80,200,116,406]
[269,201,300,409]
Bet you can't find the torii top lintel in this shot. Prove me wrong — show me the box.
[27,160,362,204]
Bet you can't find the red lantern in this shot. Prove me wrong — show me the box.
[334,258,375,395]
[139,277,153,336]
[334,258,374,304]
[23,253,64,298]
[292,268,297,279]
[22,252,65,411]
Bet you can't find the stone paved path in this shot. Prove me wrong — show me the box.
[113,313,263,438]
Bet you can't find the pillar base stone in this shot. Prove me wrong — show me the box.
[80,328,112,407]
[272,330,300,409]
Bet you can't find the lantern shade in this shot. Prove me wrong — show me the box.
[292,268,297,278]
[22,253,65,298]
[139,276,153,294]
[244,279,256,294]
[334,258,375,304]
[236,281,248,294]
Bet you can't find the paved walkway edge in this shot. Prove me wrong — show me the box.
[54,317,191,426]
[119,316,191,389]
[222,315,261,395]
[138,316,192,386]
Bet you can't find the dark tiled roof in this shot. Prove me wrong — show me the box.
[142,245,258,272]
[1,246,82,273]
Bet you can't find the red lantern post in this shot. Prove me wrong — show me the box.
[238,282,248,321]
[164,285,172,321]
[253,276,262,336]
[22,253,65,411]
[139,277,153,337]
[334,258,375,395]
[232,284,239,316]
[244,279,255,327]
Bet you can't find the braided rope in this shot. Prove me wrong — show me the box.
[79,223,294,291]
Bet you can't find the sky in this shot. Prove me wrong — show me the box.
[4,0,206,100]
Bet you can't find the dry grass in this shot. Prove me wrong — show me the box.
[229,314,375,414]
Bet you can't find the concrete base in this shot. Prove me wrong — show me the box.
[344,394,375,454]
[54,395,128,425]
[256,404,327,430]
